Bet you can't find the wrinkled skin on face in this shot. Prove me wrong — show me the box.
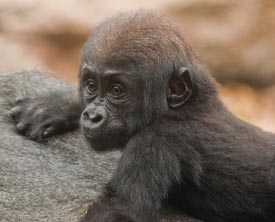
[80,64,146,151]
[79,62,174,151]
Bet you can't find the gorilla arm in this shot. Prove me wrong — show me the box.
[82,118,202,222]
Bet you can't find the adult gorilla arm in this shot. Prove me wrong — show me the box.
[9,75,82,141]
[0,70,201,222]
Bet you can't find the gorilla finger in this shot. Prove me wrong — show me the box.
[42,121,68,138]
[15,97,31,105]
[9,106,23,120]
[27,119,64,141]
[15,118,32,134]
[16,125,30,135]
[27,125,48,142]
[42,126,58,138]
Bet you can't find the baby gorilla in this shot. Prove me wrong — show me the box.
[11,10,275,222]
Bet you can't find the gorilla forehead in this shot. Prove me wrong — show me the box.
[81,10,188,75]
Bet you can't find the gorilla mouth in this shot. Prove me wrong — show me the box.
[84,134,128,151]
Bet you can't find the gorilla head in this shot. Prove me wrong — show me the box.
[79,11,216,151]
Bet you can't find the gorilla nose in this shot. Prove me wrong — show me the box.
[82,106,107,128]
[89,113,103,124]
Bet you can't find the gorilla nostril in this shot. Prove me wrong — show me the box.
[90,113,103,123]
[83,111,89,120]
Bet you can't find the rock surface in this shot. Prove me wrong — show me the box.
[0,71,201,222]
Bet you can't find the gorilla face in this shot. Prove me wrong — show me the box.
[80,62,192,152]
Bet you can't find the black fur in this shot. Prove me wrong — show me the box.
[11,10,275,222]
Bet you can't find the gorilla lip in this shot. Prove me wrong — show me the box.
[80,113,106,129]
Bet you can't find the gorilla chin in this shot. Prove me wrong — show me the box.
[82,126,130,152]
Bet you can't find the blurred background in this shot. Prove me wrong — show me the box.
[0,0,274,132]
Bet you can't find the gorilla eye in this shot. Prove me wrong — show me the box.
[86,80,97,94]
[110,84,124,97]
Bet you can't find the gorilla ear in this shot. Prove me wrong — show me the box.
[167,67,193,108]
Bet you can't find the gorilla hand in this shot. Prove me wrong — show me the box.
[10,92,82,142]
